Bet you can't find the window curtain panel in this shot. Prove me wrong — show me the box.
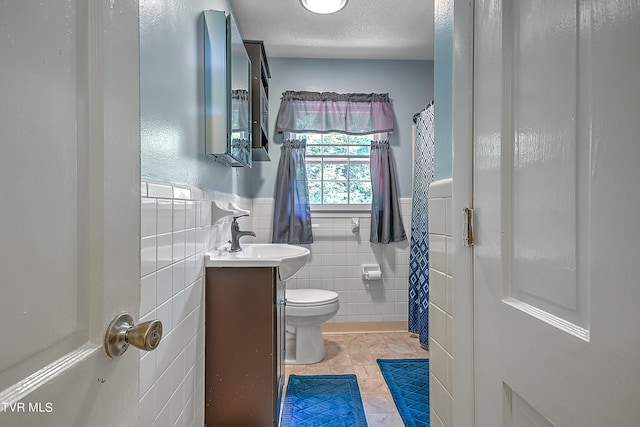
[272,139,314,244]
[231,89,249,131]
[275,91,394,135]
[370,140,406,244]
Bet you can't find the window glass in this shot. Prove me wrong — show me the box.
[302,133,372,206]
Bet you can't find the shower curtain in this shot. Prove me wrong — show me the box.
[408,103,435,348]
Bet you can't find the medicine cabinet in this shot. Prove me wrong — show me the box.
[203,10,252,167]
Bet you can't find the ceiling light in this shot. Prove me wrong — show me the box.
[300,0,348,15]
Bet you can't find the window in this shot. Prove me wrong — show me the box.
[300,133,373,206]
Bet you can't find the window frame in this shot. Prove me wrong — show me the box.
[299,132,373,211]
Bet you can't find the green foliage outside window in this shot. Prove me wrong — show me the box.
[303,133,372,205]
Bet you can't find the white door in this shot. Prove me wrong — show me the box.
[473,0,640,426]
[0,1,142,426]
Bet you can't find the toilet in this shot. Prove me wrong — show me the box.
[285,289,340,365]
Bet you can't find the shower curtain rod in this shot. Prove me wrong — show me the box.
[412,99,434,124]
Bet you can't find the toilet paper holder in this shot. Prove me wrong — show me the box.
[362,264,382,281]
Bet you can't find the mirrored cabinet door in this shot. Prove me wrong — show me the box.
[203,10,252,168]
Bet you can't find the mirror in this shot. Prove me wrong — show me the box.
[203,10,252,167]
[229,16,251,166]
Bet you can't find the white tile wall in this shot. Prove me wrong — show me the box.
[141,188,413,424]
[428,178,454,427]
[251,198,413,323]
[139,181,251,427]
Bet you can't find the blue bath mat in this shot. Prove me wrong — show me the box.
[281,374,368,427]
[377,359,430,427]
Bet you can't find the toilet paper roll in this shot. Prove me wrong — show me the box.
[364,270,382,280]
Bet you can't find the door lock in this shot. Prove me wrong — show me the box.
[104,312,163,358]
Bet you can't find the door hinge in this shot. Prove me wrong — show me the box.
[463,207,474,247]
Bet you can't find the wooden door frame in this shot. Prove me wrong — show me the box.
[447,0,475,426]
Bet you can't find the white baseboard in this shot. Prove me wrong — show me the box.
[321,321,408,334]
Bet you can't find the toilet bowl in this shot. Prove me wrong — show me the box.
[285,289,340,365]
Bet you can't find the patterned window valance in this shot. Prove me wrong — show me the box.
[275,91,394,135]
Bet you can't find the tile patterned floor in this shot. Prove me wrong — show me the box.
[284,332,429,427]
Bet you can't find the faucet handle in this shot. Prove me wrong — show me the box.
[232,214,249,221]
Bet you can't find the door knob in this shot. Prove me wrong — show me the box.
[104,312,163,358]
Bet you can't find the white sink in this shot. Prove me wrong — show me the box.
[205,244,310,281]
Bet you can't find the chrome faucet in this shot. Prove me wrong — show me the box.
[229,214,255,252]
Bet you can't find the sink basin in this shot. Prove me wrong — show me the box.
[205,244,310,281]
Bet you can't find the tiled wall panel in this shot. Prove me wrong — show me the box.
[428,178,454,427]
[139,181,251,427]
[140,188,415,424]
[252,198,413,323]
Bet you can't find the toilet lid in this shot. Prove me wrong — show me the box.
[286,289,339,307]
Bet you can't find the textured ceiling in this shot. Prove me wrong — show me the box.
[230,0,434,60]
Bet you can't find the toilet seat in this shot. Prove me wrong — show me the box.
[286,289,339,307]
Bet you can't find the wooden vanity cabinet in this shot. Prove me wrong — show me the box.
[244,40,271,161]
[205,267,284,426]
